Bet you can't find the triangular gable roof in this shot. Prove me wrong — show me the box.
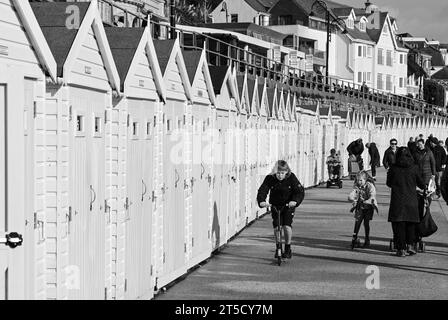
[182,50,203,86]
[257,78,269,117]
[290,91,299,122]
[31,0,120,90]
[11,0,57,81]
[209,65,239,111]
[247,75,257,115]
[154,39,175,75]
[277,87,287,120]
[375,116,385,129]
[284,90,292,121]
[266,86,277,119]
[333,110,349,123]
[105,26,166,100]
[182,48,216,106]
[154,38,193,101]
[236,72,250,114]
[351,110,359,129]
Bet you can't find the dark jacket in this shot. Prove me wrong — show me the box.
[257,173,304,208]
[387,152,425,223]
[347,140,364,157]
[441,166,448,204]
[382,147,396,169]
[367,143,380,167]
[413,147,436,184]
[432,145,447,172]
[407,141,418,157]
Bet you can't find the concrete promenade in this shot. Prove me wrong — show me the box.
[156,168,448,300]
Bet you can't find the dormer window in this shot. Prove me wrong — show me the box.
[382,23,388,34]
[346,18,354,29]
[359,21,366,32]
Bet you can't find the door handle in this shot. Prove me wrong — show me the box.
[175,169,180,188]
[90,185,96,211]
[200,163,205,179]
[142,179,147,201]
[0,232,23,249]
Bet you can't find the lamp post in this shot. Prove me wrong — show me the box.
[310,0,347,85]
[419,56,423,100]
[221,2,229,23]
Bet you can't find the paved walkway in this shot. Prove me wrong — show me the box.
[156,169,448,300]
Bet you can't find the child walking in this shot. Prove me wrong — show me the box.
[348,171,378,249]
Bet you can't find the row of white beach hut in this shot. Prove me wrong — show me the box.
[1,0,447,300]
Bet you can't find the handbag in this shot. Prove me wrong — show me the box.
[418,207,438,237]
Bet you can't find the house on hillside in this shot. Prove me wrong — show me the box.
[208,0,278,25]
[267,0,408,95]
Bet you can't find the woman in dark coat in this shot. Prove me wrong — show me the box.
[366,142,380,179]
[387,147,426,257]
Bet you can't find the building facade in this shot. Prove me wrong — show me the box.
[268,0,408,94]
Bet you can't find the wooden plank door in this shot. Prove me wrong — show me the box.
[161,100,185,284]
[142,101,154,296]
[23,79,35,299]
[68,88,106,299]
[0,84,7,300]
[125,100,144,299]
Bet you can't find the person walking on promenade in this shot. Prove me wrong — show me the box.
[348,171,378,249]
[257,160,305,259]
[366,142,380,180]
[413,138,436,250]
[386,147,426,257]
[383,138,398,170]
[347,138,365,171]
[429,137,446,198]
[408,137,418,156]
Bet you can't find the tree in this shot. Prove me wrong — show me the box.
[172,0,213,25]
[424,79,446,107]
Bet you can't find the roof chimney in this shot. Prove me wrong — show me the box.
[365,1,372,9]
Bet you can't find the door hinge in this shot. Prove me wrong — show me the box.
[192,237,194,247]
[33,101,37,119]
[104,110,108,124]
[208,230,210,239]
[151,191,156,202]
[69,105,73,121]
[104,287,108,300]
[124,279,127,292]
[163,252,166,263]
[184,243,187,253]
[150,265,153,276]
[124,197,129,210]
[34,212,38,229]
[127,114,130,127]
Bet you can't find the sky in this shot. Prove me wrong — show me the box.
[338,0,448,43]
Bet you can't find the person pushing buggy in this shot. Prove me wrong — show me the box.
[326,149,342,187]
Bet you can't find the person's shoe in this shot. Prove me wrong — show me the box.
[417,241,425,252]
[283,248,292,259]
[396,249,406,257]
[407,247,417,256]
[351,237,358,250]
[362,238,370,248]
